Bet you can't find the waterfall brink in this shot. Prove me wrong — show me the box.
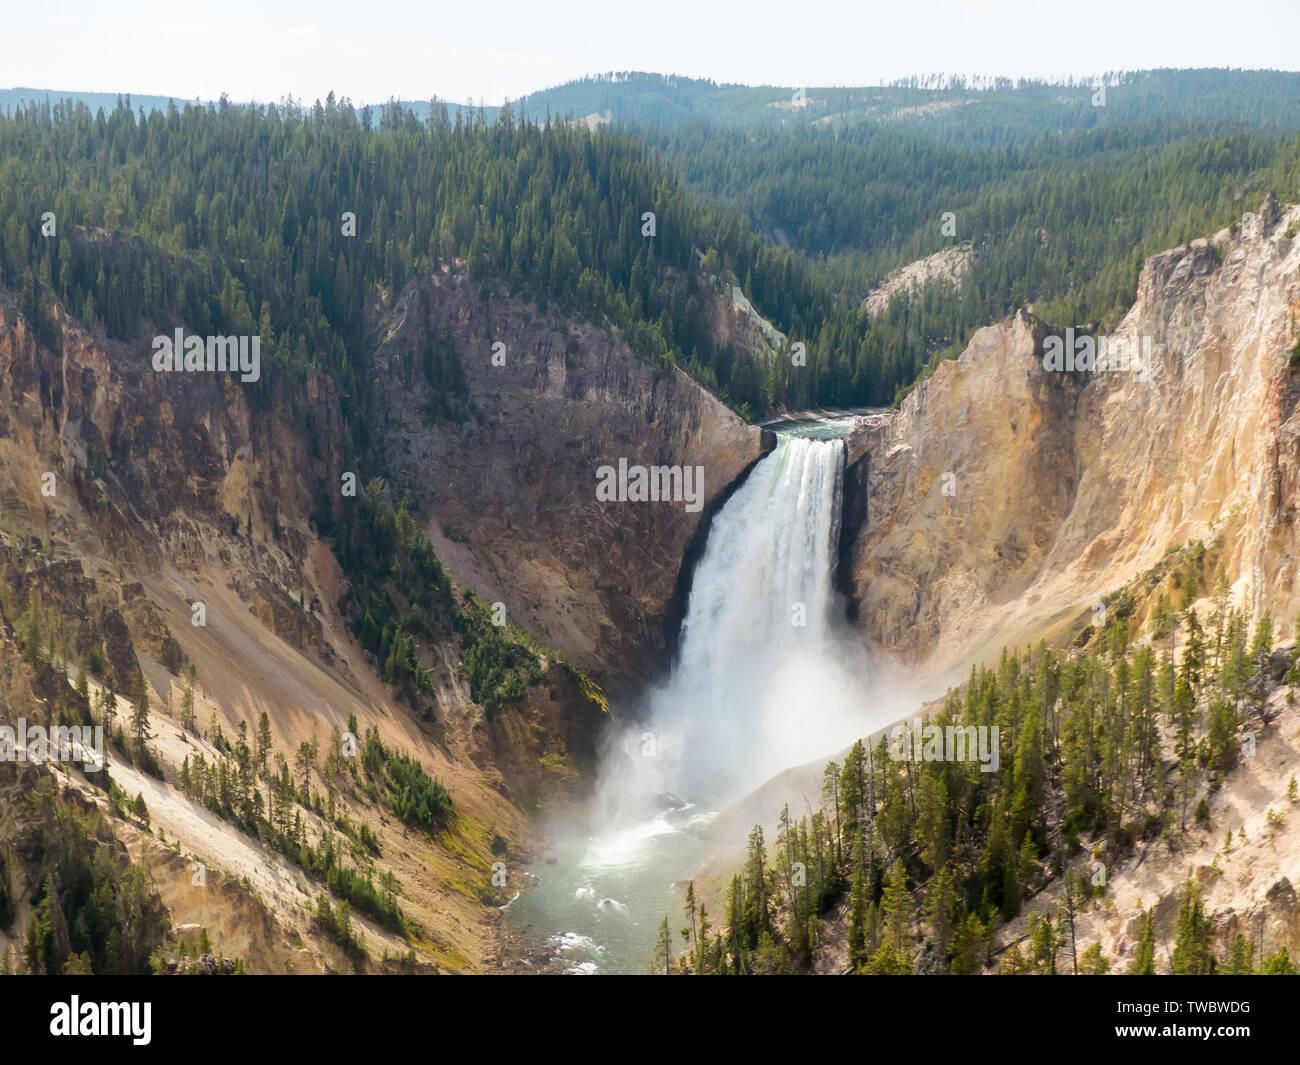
[599,433,872,824]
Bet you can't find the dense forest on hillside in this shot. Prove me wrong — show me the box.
[0,95,854,417]
[326,481,565,720]
[2,775,169,975]
[7,81,1300,421]
[0,96,615,767]
[18,69,1300,146]
[647,120,1300,379]
[668,548,1300,975]
[649,120,1285,267]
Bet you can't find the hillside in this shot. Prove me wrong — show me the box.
[0,235,780,970]
[845,194,1300,678]
[514,70,1300,144]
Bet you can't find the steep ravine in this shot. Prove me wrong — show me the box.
[8,194,1300,973]
[0,268,768,971]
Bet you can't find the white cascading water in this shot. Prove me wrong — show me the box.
[512,430,879,973]
[603,433,869,813]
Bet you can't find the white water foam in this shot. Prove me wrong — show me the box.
[597,434,874,823]
[515,432,886,973]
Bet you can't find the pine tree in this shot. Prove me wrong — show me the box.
[75,668,89,715]
[1171,881,1215,975]
[1258,948,1296,974]
[682,881,698,962]
[1028,912,1059,975]
[180,680,196,732]
[922,864,956,967]
[256,711,273,775]
[655,916,672,975]
[1219,933,1252,974]
[1060,868,1079,975]
[1079,942,1110,974]
[694,904,713,975]
[822,760,842,865]
[130,676,150,758]
[867,857,912,974]
[847,834,871,968]
[949,911,987,975]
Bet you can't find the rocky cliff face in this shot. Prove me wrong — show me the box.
[862,244,972,317]
[367,271,770,693]
[0,291,342,657]
[0,257,767,970]
[845,196,1300,682]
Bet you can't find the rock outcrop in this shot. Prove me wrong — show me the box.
[368,272,770,693]
[845,197,1300,682]
[862,244,972,317]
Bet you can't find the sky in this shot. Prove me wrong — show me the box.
[8,0,1300,107]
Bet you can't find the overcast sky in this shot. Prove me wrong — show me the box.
[9,0,1300,106]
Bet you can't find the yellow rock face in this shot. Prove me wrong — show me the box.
[846,197,1300,685]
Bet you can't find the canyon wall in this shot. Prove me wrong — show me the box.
[0,265,762,969]
[368,272,770,693]
[846,195,1300,683]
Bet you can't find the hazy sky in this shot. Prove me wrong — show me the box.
[10,0,1300,106]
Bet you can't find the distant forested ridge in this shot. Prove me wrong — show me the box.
[515,69,1300,145]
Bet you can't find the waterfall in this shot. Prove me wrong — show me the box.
[601,433,872,820]
[516,430,881,973]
